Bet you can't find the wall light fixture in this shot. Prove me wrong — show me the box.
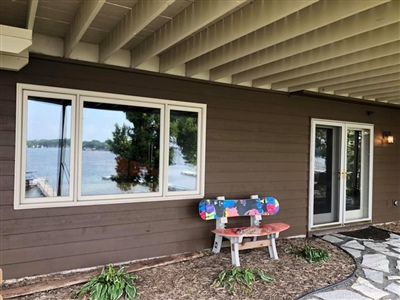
[383,132,394,144]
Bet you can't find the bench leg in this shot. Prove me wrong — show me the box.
[231,242,240,267]
[268,237,279,259]
[212,234,223,253]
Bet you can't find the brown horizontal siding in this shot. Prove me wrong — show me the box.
[207,118,309,135]
[206,171,307,183]
[0,198,197,220]
[0,216,208,251]
[2,228,210,265]
[207,129,309,145]
[0,161,14,176]
[206,161,308,173]
[0,56,399,280]
[206,151,307,162]
[2,238,208,279]
[0,175,13,191]
[1,205,199,235]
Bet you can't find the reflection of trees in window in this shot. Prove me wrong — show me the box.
[106,109,160,192]
[346,130,361,199]
[106,108,198,193]
[170,111,198,166]
[315,128,327,157]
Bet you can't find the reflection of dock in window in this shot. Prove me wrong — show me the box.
[25,172,57,197]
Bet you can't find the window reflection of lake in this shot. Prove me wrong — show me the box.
[26,147,196,197]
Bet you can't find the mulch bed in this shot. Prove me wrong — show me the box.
[2,221,399,300]
[340,226,390,240]
[2,238,355,300]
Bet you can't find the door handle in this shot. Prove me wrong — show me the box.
[337,170,348,179]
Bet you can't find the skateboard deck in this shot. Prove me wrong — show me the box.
[199,197,280,221]
[212,222,290,237]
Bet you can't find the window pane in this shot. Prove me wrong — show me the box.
[25,97,71,198]
[168,110,198,191]
[81,102,160,196]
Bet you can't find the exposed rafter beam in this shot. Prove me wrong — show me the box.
[253,42,400,88]
[339,80,400,96]
[211,2,399,81]
[158,0,317,73]
[26,0,39,30]
[365,90,400,99]
[187,0,391,77]
[99,0,174,63]
[282,55,400,92]
[379,96,400,102]
[232,24,400,84]
[387,99,400,104]
[64,0,106,58]
[285,63,400,92]
[130,0,249,68]
[320,72,400,93]
[352,85,400,97]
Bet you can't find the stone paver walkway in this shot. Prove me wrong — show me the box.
[301,231,400,300]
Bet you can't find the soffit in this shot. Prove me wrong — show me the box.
[0,0,399,106]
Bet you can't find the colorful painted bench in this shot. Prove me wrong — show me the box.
[199,196,290,266]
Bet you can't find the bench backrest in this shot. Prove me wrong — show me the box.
[199,197,280,220]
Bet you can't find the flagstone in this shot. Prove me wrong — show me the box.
[322,235,343,244]
[363,269,384,284]
[361,254,389,273]
[390,233,400,239]
[364,241,400,258]
[364,241,388,252]
[342,240,365,250]
[384,240,400,247]
[342,247,362,258]
[385,282,400,297]
[351,277,389,299]
[315,290,371,300]
[388,276,400,280]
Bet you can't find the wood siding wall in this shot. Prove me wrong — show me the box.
[1,56,399,280]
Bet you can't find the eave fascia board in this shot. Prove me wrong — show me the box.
[0,50,29,71]
[0,25,32,54]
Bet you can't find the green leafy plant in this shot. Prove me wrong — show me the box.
[302,245,329,263]
[76,264,139,300]
[211,267,274,295]
[284,241,330,263]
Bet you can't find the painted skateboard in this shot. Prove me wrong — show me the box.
[212,222,290,237]
[198,197,280,221]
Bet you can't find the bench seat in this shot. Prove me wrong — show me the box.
[199,196,290,266]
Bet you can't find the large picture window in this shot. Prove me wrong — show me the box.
[15,84,206,209]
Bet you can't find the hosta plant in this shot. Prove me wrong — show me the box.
[284,243,330,263]
[211,267,274,295]
[302,245,329,263]
[76,264,139,300]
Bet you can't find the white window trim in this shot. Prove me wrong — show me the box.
[15,83,207,209]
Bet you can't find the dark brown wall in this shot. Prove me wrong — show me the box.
[1,56,399,279]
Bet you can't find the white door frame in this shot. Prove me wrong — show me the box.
[309,119,374,231]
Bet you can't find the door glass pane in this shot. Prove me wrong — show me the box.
[25,97,72,198]
[313,126,340,224]
[168,110,198,192]
[346,130,361,211]
[345,128,371,220]
[81,102,161,196]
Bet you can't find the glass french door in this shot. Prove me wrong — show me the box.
[309,120,373,229]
